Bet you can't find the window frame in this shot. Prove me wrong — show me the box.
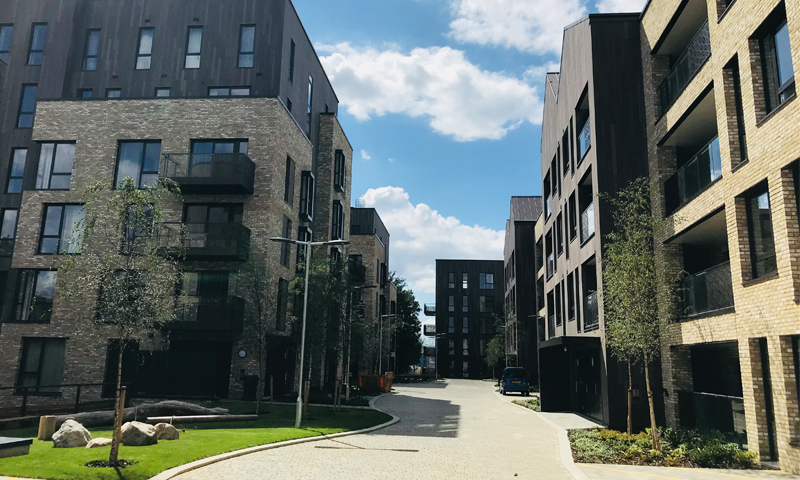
[27,23,47,66]
[184,26,203,69]
[289,39,296,83]
[299,171,315,222]
[237,25,255,68]
[38,204,85,255]
[284,156,296,207]
[16,337,66,394]
[331,200,344,240]
[155,88,170,97]
[78,89,93,99]
[479,273,494,290]
[448,272,455,289]
[17,84,37,129]
[745,185,778,279]
[307,74,313,131]
[7,148,27,194]
[0,24,13,63]
[114,140,162,189]
[35,142,75,191]
[135,27,154,70]
[14,270,57,324]
[82,29,100,71]
[462,295,468,312]
[280,216,292,268]
[334,150,346,192]
[208,87,251,97]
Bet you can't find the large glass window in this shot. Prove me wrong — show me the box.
[0,25,12,63]
[182,271,236,297]
[300,171,315,222]
[17,338,66,393]
[135,28,153,70]
[14,270,57,323]
[35,143,74,190]
[7,148,26,193]
[238,25,255,68]
[746,187,777,278]
[185,26,202,69]
[334,150,346,192]
[284,157,295,207]
[773,22,795,102]
[758,11,796,112]
[479,273,494,289]
[331,201,344,240]
[27,23,46,65]
[82,29,99,71]
[479,295,494,313]
[115,141,161,188]
[190,139,248,176]
[39,204,85,254]
[1,209,18,240]
[17,84,37,128]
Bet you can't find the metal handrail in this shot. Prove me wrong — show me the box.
[657,20,711,112]
[680,261,733,317]
[665,136,721,214]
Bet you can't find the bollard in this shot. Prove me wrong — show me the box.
[37,416,57,441]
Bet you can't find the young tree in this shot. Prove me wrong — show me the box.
[390,274,422,374]
[240,252,274,414]
[57,177,183,464]
[601,177,676,450]
[485,312,510,377]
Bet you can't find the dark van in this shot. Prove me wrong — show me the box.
[499,367,530,396]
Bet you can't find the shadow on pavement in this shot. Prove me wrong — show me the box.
[391,380,449,389]
[374,389,460,438]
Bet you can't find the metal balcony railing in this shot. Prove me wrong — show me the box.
[578,118,591,160]
[680,261,733,317]
[162,153,256,194]
[678,391,746,442]
[172,295,245,332]
[424,304,436,316]
[584,291,598,329]
[657,20,711,113]
[664,136,721,215]
[159,222,251,261]
[580,202,595,243]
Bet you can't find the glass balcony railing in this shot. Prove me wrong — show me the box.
[665,137,721,215]
[578,118,591,160]
[681,261,734,317]
[159,222,251,261]
[584,291,599,330]
[162,153,256,194]
[657,20,711,113]
[172,296,245,332]
[580,202,595,243]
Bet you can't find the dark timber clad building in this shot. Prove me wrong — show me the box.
[538,14,664,430]
[0,0,352,407]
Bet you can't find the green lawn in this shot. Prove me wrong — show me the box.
[0,404,391,480]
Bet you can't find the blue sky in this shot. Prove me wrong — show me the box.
[293,0,642,317]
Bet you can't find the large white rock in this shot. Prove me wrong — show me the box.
[154,423,180,440]
[52,419,91,448]
[121,421,157,446]
[85,437,112,449]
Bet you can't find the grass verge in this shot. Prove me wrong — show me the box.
[512,398,541,412]
[0,404,391,480]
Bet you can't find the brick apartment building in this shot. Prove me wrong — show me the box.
[641,0,800,470]
[0,0,353,409]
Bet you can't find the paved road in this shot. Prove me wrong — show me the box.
[175,379,575,480]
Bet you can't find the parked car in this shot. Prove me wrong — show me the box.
[499,367,530,396]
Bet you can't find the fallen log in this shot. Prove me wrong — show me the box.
[55,401,229,428]
[145,415,258,425]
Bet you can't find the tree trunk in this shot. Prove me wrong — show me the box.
[643,354,660,451]
[627,361,633,435]
[109,344,125,463]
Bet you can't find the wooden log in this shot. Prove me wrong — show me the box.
[55,401,230,428]
[144,415,258,424]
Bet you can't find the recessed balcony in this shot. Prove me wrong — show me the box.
[162,153,256,194]
[170,296,245,332]
[159,222,251,261]
[681,261,734,317]
[657,21,711,112]
[664,137,721,215]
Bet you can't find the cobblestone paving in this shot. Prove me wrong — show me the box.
[175,379,575,480]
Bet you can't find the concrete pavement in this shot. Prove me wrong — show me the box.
[580,463,800,480]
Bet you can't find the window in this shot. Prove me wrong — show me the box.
[334,150,346,192]
[136,28,153,70]
[448,339,455,355]
[756,9,795,113]
[36,143,74,190]
[78,89,92,99]
[39,204,85,254]
[479,273,494,289]
[27,23,46,65]
[462,295,468,312]
[184,204,243,224]
[567,272,575,320]
[448,272,455,289]
[284,157,296,206]
[17,84,37,128]
[14,270,57,323]
[0,25,12,63]
[155,88,170,97]
[289,39,296,82]
[208,87,250,97]
[280,216,292,268]
[448,295,455,312]
[190,140,248,176]
[331,201,344,240]
[82,29,99,71]
[238,25,255,68]
[568,193,577,241]
[545,230,554,279]
[297,227,312,271]
[462,273,468,289]
[463,338,469,355]
[746,186,777,278]
[299,171,315,222]
[287,98,293,112]
[17,338,66,393]
[7,148,26,193]
[307,75,313,130]
[115,141,161,188]
[556,213,564,256]
[185,26,202,69]
[106,88,121,98]
[726,58,748,165]
[479,295,494,313]
[555,283,562,326]
[2,209,18,240]
[276,278,288,331]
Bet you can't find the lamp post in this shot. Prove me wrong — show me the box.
[270,236,348,429]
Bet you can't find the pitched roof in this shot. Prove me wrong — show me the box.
[510,196,543,222]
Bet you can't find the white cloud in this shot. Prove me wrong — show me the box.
[523,62,562,85]
[361,149,372,160]
[388,158,396,163]
[319,43,544,141]
[596,0,646,13]
[448,0,586,55]
[357,187,504,296]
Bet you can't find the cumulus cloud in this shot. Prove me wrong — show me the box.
[596,0,646,12]
[523,62,562,85]
[357,187,504,295]
[448,0,586,55]
[361,149,372,160]
[318,43,544,141]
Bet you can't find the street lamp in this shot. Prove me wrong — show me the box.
[270,236,348,428]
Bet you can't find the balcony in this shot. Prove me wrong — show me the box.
[580,202,595,243]
[162,153,256,194]
[664,137,721,215]
[171,296,245,332]
[680,261,733,318]
[159,222,251,261]
[578,118,591,160]
[0,239,14,256]
[657,21,711,113]
[424,304,436,316]
[584,291,598,330]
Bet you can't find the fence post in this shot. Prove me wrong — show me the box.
[74,385,82,413]
[20,388,28,417]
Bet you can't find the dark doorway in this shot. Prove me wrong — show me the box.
[575,348,603,421]
[758,338,778,461]
[266,337,296,396]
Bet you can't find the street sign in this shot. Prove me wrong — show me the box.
[423,324,436,337]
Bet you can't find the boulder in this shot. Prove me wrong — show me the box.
[52,420,91,448]
[154,423,180,440]
[86,437,112,449]
[121,421,157,446]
